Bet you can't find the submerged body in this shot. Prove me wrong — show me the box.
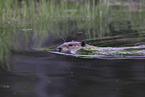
[57,41,145,56]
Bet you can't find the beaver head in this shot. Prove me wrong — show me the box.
[56,41,87,53]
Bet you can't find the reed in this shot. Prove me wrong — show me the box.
[0,0,145,71]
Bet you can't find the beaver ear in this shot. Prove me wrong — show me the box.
[81,41,86,47]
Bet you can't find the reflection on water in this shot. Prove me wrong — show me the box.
[1,51,145,97]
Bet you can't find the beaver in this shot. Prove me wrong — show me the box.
[56,41,89,53]
[56,41,145,56]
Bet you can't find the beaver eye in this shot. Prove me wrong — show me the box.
[57,47,62,52]
[68,44,73,46]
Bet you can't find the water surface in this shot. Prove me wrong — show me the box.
[1,50,145,97]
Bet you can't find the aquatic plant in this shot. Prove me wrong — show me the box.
[0,0,145,70]
[69,46,145,56]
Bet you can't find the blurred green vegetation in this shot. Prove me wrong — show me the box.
[0,0,145,70]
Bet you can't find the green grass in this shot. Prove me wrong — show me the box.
[0,0,145,70]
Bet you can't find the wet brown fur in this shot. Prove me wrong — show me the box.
[56,41,89,53]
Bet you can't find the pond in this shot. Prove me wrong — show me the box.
[1,50,145,97]
[1,0,145,97]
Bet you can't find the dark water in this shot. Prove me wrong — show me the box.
[1,50,145,97]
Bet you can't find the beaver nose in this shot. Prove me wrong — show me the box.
[57,47,62,52]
